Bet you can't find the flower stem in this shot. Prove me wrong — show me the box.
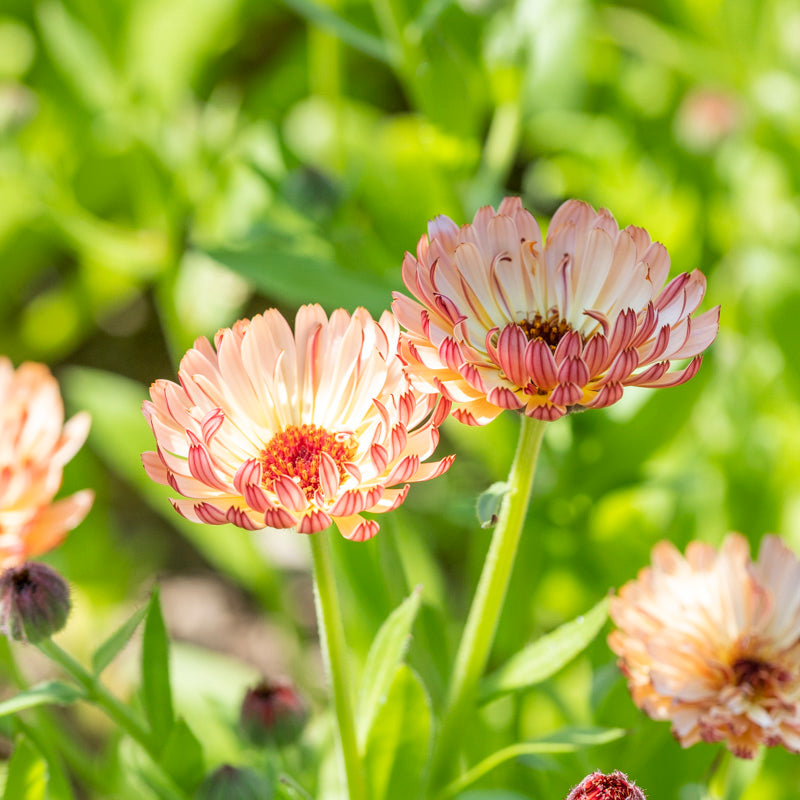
[431,414,547,789]
[310,533,367,800]
[35,639,187,800]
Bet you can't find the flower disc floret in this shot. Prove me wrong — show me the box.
[0,359,93,570]
[142,305,453,541]
[609,534,800,758]
[392,197,720,424]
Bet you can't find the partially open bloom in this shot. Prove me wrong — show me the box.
[609,534,800,758]
[566,771,646,800]
[0,359,93,571]
[392,197,719,424]
[142,305,453,542]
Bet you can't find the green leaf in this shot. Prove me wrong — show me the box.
[205,210,396,317]
[61,367,281,609]
[2,736,47,800]
[35,1,117,109]
[363,665,432,800]
[530,725,627,748]
[476,481,509,528]
[141,589,174,749]
[480,596,609,702]
[444,728,626,799]
[92,604,149,676]
[356,587,422,750]
[158,718,204,791]
[0,682,86,718]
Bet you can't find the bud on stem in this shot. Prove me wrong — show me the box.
[0,562,71,642]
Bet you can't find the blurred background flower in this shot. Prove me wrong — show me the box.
[2,0,800,797]
[609,534,800,758]
[0,358,92,570]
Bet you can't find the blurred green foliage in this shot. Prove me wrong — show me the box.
[2,0,800,797]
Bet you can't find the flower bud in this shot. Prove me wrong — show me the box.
[194,765,273,800]
[566,771,646,800]
[240,680,308,747]
[0,562,71,642]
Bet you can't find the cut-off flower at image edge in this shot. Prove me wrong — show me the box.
[393,197,720,424]
[0,358,93,571]
[143,305,453,542]
[609,534,800,758]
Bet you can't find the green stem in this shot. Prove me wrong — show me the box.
[310,534,367,800]
[430,415,547,789]
[1,638,112,791]
[35,639,186,800]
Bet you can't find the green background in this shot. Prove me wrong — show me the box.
[1,0,799,797]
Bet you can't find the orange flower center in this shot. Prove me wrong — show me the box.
[520,311,574,351]
[259,424,357,498]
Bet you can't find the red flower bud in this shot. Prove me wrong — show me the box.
[240,680,308,746]
[0,562,71,642]
[566,771,646,800]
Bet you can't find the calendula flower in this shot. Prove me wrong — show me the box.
[609,534,800,758]
[143,305,453,542]
[0,359,93,571]
[392,197,719,424]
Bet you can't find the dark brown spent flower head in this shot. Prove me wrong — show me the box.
[195,765,274,800]
[240,680,308,746]
[566,771,646,800]
[0,562,71,642]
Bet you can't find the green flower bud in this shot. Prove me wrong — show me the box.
[194,765,273,800]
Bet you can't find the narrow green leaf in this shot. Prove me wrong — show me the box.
[476,482,509,528]
[443,728,626,799]
[92,604,149,676]
[2,736,47,800]
[480,597,609,702]
[0,682,86,718]
[13,718,75,800]
[363,665,432,800]
[356,587,422,750]
[158,718,204,791]
[141,589,174,749]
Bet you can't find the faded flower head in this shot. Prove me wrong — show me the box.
[609,534,800,758]
[0,359,93,570]
[392,198,719,424]
[566,771,645,800]
[143,305,453,542]
[0,562,71,642]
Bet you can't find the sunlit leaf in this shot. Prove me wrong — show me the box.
[356,587,422,750]
[0,682,86,718]
[480,597,609,701]
[363,665,432,800]
[2,736,47,800]
[92,604,148,676]
[141,589,174,749]
[158,718,204,791]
